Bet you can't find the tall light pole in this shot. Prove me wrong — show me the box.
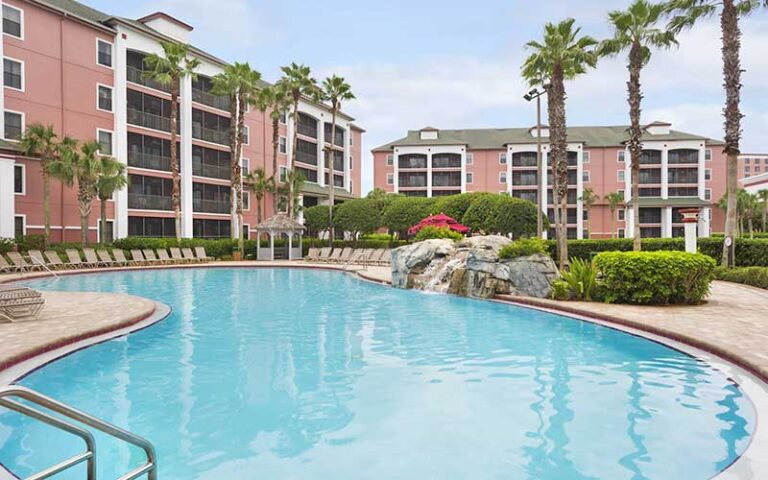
[524,85,549,238]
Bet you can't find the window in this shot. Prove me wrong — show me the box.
[705,168,712,181]
[582,171,590,183]
[499,153,507,165]
[350,135,353,146]
[3,5,22,39]
[97,84,113,112]
[4,111,22,140]
[618,228,625,238]
[279,111,287,124]
[14,164,24,194]
[617,150,625,162]
[499,171,507,184]
[14,215,24,238]
[241,158,250,175]
[386,154,393,166]
[756,165,762,173]
[583,151,590,163]
[279,136,287,154]
[705,189,712,201]
[3,57,22,90]
[242,192,250,210]
[744,157,751,164]
[705,148,712,161]
[617,170,625,182]
[98,219,114,243]
[466,153,473,165]
[466,172,473,184]
[617,208,625,221]
[618,189,625,198]
[97,39,112,68]
[279,166,288,183]
[386,173,394,185]
[583,209,589,220]
[97,129,113,156]
[243,126,250,145]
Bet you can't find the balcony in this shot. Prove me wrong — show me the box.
[127,65,171,93]
[193,161,229,180]
[192,88,231,111]
[193,124,229,146]
[128,108,171,132]
[194,198,230,214]
[128,193,172,211]
[128,151,171,172]
[432,154,461,169]
[297,150,318,166]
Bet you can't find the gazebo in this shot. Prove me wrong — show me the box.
[254,214,306,261]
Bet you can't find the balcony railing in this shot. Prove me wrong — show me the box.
[127,65,171,93]
[128,151,171,172]
[192,88,231,111]
[193,162,229,180]
[194,198,230,214]
[297,151,318,166]
[128,193,173,211]
[192,124,229,146]
[128,108,171,132]
[298,122,318,139]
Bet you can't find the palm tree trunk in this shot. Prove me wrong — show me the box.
[170,79,181,240]
[230,92,240,242]
[288,97,300,217]
[721,0,742,267]
[257,195,263,224]
[763,202,767,232]
[272,116,280,211]
[78,189,91,247]
[628,41,643,252]
[328,108,337,246]
[42,170,51,246]
[100,197,107,244]
[610,207,616,239]
[549,63,568,269]
[236,93,246,251]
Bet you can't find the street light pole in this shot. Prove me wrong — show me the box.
[524,86,549,239]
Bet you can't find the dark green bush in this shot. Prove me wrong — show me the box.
[414,226,463,241]
[559,258,598,301]
[0,237,14,254]
[430,192,492,221]
[303,205,331,236]
[382,197,436,235]
[487,196,542,238]
[714,266,768,289]
[461,194,504,233]
[594,251,716,305]
[15,234,46,252]
[333,198,381,236]
[499,237,548,259]
[112,237,238,259]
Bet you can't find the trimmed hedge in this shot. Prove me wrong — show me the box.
[714,266,768,289]
[499,237,548,259]
[414,226,463,241]
[594,251,716,305]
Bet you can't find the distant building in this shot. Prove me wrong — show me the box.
[373,123,726,239]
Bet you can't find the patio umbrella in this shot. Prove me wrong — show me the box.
[408,213,470,235]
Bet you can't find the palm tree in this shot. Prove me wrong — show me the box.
[667,0,765,265]
[255,83,291,212]
[280,63,318,217]
[48,140,103,246]
[605,191,625,239]
[318,75,355,245]
[738,189,759,237]
[95,158,127,243]
[758,189,768,231]
[18,124,61,246]
[600,0,677,251]
[143,41,200,240]
[244,167,274,224]
[522,18,599,269]
[211,62,263,252]
[579,187,598,238]
[277,169,305,216]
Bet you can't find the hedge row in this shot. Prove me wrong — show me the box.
[714,266,768,290]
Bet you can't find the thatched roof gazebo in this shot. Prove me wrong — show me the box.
[254,214,306,261]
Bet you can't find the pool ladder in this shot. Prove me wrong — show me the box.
[0,385,157,480]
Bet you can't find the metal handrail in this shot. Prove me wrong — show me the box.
[0,385,157,480]
[30,257,58,279]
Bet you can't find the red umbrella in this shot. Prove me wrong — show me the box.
[408,213,470,235]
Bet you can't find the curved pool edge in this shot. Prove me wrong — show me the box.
[1,265,765,479]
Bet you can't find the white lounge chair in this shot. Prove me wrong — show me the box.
[194,247,213,262]
[44,251,67,269]
[7,252,40,272]
[65,249,86,269]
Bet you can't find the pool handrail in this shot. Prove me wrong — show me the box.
[0,385,157,480]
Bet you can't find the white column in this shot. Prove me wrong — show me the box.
[0,158,15,238]
[663,206,673,238]
[684,221,698,253]
[460,149,467,193]
[0,19,5,138]
[626,207,635,238]
[426,152,433,197]
[661,147,669,199]
[288,233,293,260]
[317,116,325,187]
[113,30,129,239]
[541,149,548,239]
[698,145,706,199]
[393,150,399,193]
[576,147,584,239]
[269,232,274,261]
[180,74,193,238]
[699,207,711,237]
[344,123,351,192]
[506,149,512,193]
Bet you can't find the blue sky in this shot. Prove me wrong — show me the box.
[89,0,768,193]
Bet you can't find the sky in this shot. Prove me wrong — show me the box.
[88,0,768,194]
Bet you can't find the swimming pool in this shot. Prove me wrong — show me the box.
[0,268,756,479]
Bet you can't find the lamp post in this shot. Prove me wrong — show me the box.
[524,85,549,238]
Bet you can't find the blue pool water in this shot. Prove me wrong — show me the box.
[0,268,755,479]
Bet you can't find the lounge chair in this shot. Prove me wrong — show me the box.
[96,250,116,267]
[345,249,363,265]
[130,250,147,265]
[169,247,187,264]
[0,255,15,274]
[379,250,392,266]
[83,248,107,267]
[327,248,343,263]
[181,248,199,263]
[305,248,320,262]
[358,249,375,266]
[368,249,385,265]
[317,247,332,263]
[7,252,40,272]
[27,250,50,270]
[112,249,133,267]
[0,287,45,322]
[194,247,213,262]
[65,249,85,269]
[337,248,354,264]
[156,249,174,264]
[44,251,67,269]
[142,249,162,264]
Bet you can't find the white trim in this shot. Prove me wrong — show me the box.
[2,3,24,40]
[499,152,507,165]
[705,168,712,181]
[617,150,625,162]
[96,83,113,112]
[279,136,287,154]
[13,162,24,195]
[96,38,113,69]
[242,125,250,145]
[386,172,394,185]
[705,148,712,162]
[240,157,250,175]
[705,188,712,201]
[386,154,393,166]
[582,170,590,183]
[96,218,114,243]
[466,152,473,165]
[3,55,24,92]
[617,208,625,221]
[499,171,507,184]
[465,172,473,184]
[583,150,591,164]
[14,213,25,236]
[242,191,250,211]
[96,128,114,156]
[617,170,625,182]
[2,109,24,142]
[278,165,289,183]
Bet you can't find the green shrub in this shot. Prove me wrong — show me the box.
[414,226,463,242]
[361,233,395,242]
[550,280,572,301]
[487,196,543,238]
[303,205,331,236]
[430,192,492,221]
[15,234,46,252]
[499,237,548,259]
[333,198,381,236]
[559,258,598,301]
[0,238,13,254]
[594,251,716,305]
[461,195,504,233]
[382,197,436,236]
[714,266,768,289]
[112,237,237,259]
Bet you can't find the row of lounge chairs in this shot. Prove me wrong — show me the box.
[0,247,213,273]
[305,247,391,266]
[0,284,44,322]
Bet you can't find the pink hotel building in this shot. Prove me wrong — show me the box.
[0,0,363,242]
[373,123,728,239]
